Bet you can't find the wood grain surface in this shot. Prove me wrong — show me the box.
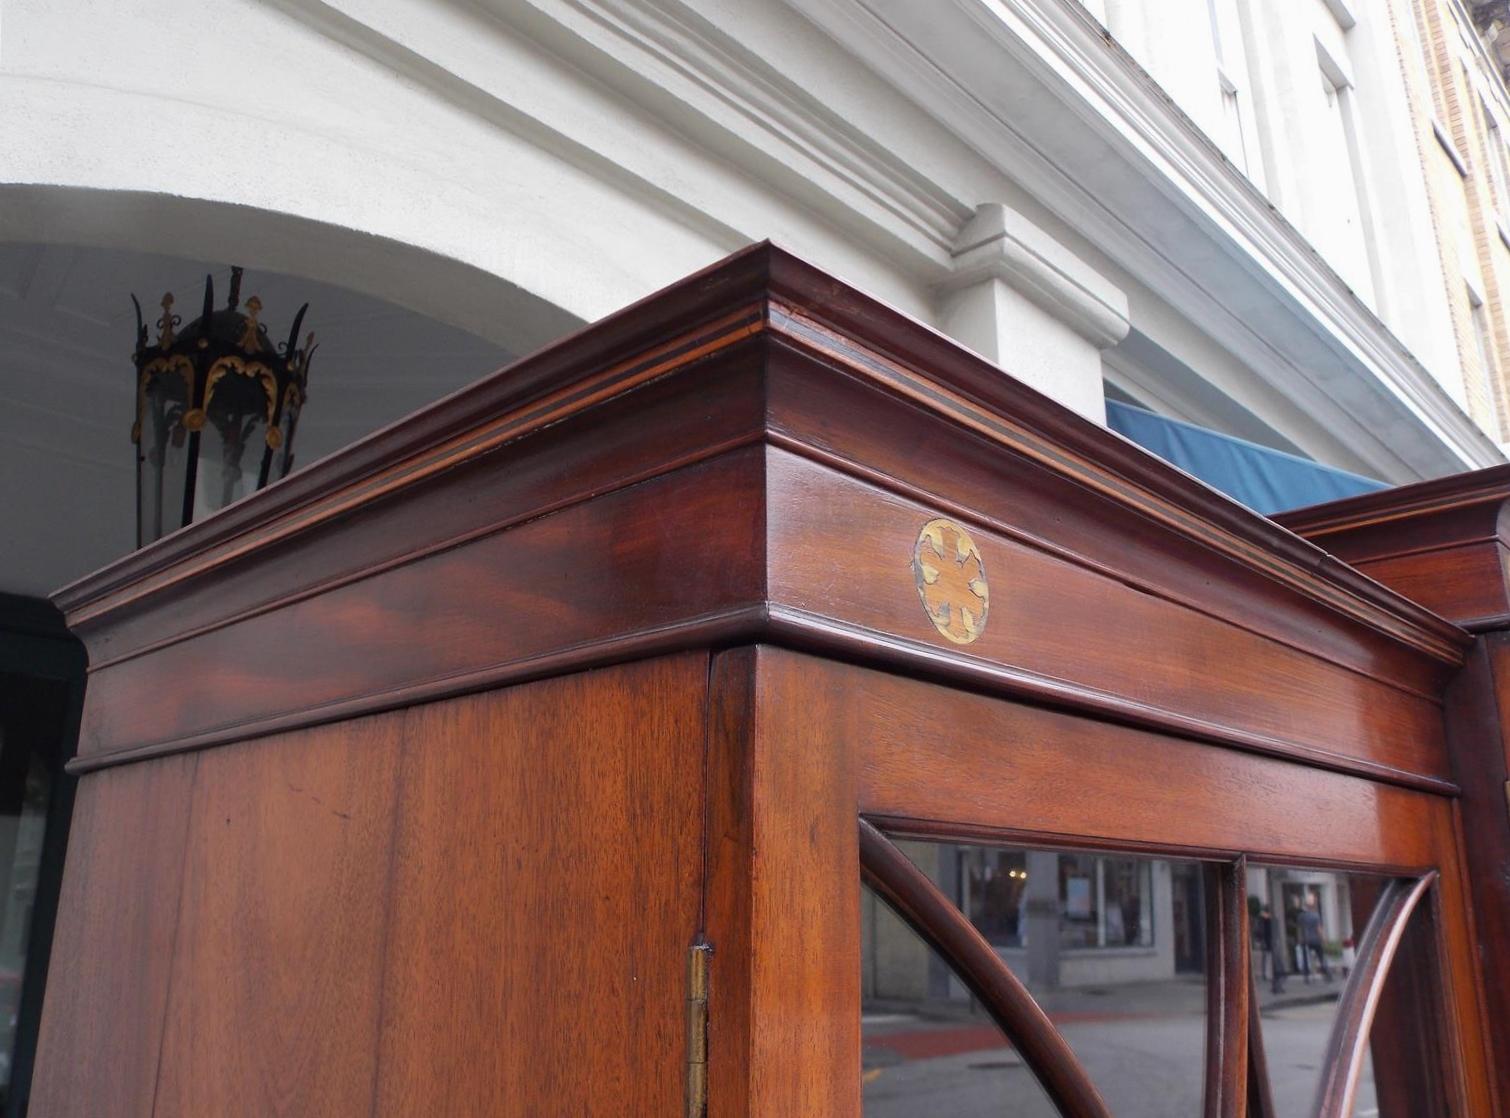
[1204,858,1249,1118]
[764,445,1451,785]
[1279,464,1510,629]
[30,754,198,1117]
[1285,470,1510,1109]
[704,647,860,1118]
[40,656,708,1118]
[152,715,404,1115]
[60,244,1464,796]
[847,654,1441,868]
[373,655,707,1116]
[72,450,764,764]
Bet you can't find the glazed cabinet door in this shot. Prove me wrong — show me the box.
[707,648,1496,1118]
[858,827,1456,1117]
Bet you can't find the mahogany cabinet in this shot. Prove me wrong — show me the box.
[30,245,1503,1115]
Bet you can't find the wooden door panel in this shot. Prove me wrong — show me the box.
[29,754,197,1118]
[151,715,404,1116]
[45,654,709,1117]
[374,654,708,1115]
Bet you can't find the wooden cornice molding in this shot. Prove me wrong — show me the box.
[54,245,1468,784]
[1279,466,1510,630]
[57,243,1465,662]
[1279,464,1510,538]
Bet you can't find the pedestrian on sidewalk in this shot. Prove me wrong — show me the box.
[1297,894,1332,983]
[1256,905,1285,994]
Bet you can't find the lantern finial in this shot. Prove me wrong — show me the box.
[156,293,178,347]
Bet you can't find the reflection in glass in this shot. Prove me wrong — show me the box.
[0,728,51,1100]
[194,369,270,521]
[863,875,1059,1117]
[137,366,191,543]
[1359,895,1449,1115]
[863,838,1209,1115]
[1249,866,1377,1114]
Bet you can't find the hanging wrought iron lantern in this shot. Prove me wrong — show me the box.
[130,267,316,547]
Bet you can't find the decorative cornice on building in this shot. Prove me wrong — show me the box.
[941,203,1131,348]
[277,0,1498,476]
[554,0,973,255]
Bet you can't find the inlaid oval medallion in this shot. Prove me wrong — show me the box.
[913,518,989,645]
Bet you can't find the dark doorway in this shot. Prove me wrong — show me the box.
[1170,861,1207,974]
[0,595,82,1118]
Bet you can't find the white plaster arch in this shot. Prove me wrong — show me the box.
[0,0,742,342]
[0,185,583,354]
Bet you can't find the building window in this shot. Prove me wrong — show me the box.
[1465,280,1506,443]
[1434,118,1471,178]
[1219,69,1249,173]
[1060,853,1155,949]
[1206,0,1252,175]
[1480,98,1510,234]
[1102,858,1154,946]
[1315,38,1382,303]
[1469,282,1497,375]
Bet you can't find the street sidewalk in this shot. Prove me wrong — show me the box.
[865,970,1343,1033]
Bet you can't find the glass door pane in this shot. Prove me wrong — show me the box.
[863,875,1060,1116]
[1250,865,1450,1117]
[863,835,1215,1115]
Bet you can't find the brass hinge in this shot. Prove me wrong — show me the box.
[686,940,712,1118]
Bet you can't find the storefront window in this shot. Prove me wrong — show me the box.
[961,847,1153,951]
[1102,857,1152,947]
[1058,853,1099,948]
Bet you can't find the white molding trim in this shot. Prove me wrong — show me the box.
[549,0,970,254]
[274,0,973,276]
[1321,0,1358,33]
[942,203,1130,347]
[1314,34,1354,92]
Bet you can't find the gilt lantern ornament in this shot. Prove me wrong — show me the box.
[131,267,316,546]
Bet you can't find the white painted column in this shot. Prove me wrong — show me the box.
[939,204,1130,423]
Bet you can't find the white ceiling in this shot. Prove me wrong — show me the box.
[0,243,513,597]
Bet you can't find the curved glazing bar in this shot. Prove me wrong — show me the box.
[858,819,1113,1118]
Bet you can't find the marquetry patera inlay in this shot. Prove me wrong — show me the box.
[913,518,989,644]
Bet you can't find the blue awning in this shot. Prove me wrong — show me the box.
[1105,400,1387,515]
